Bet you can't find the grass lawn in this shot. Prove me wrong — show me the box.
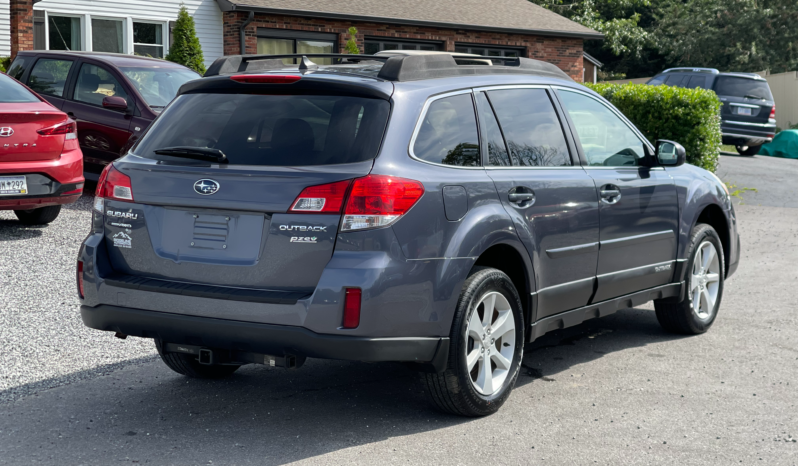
[720,145,737,153]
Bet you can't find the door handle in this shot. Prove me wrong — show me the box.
[508,192,534,202]
[599,184,622,204]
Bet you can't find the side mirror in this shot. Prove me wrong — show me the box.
[102,96,128,111]
[656,139,686,167]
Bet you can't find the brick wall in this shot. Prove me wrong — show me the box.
[223,11,584,81]
[10,0,34,59]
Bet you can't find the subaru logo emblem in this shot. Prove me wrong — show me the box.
[194,179,220,195]
[0,127,14,137]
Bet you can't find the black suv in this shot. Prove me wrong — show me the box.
[648,68,776,156]
[78,53,740,416]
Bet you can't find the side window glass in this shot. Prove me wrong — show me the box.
[647,75,666,86]
[665,74,686,87]
[487,88,571,167]
[475,92,511,166]
[413,93,480,167]
[558,90,646,167]
[687,75,707,89]
[73,63,130,107]
[28,58,74,97]
[7,57,30,81]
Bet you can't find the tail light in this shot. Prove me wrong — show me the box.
[341,175,424,231]
[96,164,133,202]
[342,288,362,329]
[77,260,85,299]
[230,75,301,84]
[769,105,776,125]
[38,118,79,150]
[289,180,352,213]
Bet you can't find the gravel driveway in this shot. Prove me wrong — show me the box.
[1,155,796,465]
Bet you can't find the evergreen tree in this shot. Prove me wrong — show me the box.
[166,5,206,74]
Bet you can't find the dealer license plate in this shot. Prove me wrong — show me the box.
[736,107,752,116]
[0,176,28,195]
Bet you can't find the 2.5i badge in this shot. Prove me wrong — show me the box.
[290,236,317,244]
[113,231,132,249]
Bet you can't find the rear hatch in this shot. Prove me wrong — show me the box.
[714,75,775,132]
[101,86,391,294]
[0,73,70,162]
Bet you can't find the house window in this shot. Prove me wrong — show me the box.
[134,22,165,58]
[257,29,337,65]
[455,44,524,64]
[364,39,440,54]
[92,18,124,53]
[48,15,81,51]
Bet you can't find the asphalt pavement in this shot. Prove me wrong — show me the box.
[1,155,797,465]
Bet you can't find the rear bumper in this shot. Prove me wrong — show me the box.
[80,304,449,369]
[0,148,84,210]
[721,122,775,146]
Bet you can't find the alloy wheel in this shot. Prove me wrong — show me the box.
[465,291,516,395]
[690,241,721,320]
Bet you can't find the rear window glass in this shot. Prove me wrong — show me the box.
[0,73,39,103]
[132,93,390,166]
[715,76,773,100]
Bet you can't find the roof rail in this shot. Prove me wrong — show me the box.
[663,67,719,74]
[205,53,573,82]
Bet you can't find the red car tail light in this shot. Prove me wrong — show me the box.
[38,118,79,150]
[230,74,301,84]
[289,179,352,213]
[342,288,362,329]
[96,164,134,202]
[341,175,424,231]
[77,260,85,299]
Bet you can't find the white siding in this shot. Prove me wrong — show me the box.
[0,0,10,57]
[34,0,223,67]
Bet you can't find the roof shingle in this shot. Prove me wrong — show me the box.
[218,0,602,39]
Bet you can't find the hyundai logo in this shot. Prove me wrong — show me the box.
[194,179,220,195]
[0,127,14,137]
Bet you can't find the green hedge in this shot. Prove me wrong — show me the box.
[585,83,722,172]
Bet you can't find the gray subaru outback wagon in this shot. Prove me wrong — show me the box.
[78,53,740,416]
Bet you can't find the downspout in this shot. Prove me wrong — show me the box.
[240,11,254,55]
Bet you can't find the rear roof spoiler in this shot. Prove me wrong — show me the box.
[204,53,573,82]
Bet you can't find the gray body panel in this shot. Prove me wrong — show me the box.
[79,71,740,365]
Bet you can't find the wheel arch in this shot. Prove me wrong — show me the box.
[694,203,731,277]
[470,242,533,332]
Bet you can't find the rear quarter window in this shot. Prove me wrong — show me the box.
[132,93,391,166]
[412,93,480,167]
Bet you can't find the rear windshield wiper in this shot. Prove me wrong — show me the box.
[153,146,228,164]
[744,94,766,100]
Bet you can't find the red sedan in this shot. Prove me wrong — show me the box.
[0,72,83,225]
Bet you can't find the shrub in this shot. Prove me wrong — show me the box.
[0,56,10,73]
[166,5,206,75]
[344,27,360,54]
[586,83,722,172]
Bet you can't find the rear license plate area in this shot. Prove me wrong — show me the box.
[735,107,752,116]
[0,175,27,195]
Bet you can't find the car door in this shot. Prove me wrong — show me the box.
[60,61,135,176]
[25,56,77,110]
[555,87,679,303]
[475,87,600,320]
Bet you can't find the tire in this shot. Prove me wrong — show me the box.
[421,267,524,417]
[13,205,61,225]
[735,145,761,156]
[155,339,240,379]
[655,223,725,334]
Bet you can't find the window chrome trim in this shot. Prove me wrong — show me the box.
[484,166,583,170]
[722,120,776,128]
[472,84,550,93]
[407,89,485,170]
[552,86,656,154]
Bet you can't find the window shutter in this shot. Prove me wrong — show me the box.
[33,11,45,50]
[169,21,176,47]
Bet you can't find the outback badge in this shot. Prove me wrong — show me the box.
[194,179,220,195]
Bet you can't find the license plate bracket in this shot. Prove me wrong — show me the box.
[736,107,753,116]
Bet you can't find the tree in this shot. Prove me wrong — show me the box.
[344,27,360,54]
[166,5,206,75]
